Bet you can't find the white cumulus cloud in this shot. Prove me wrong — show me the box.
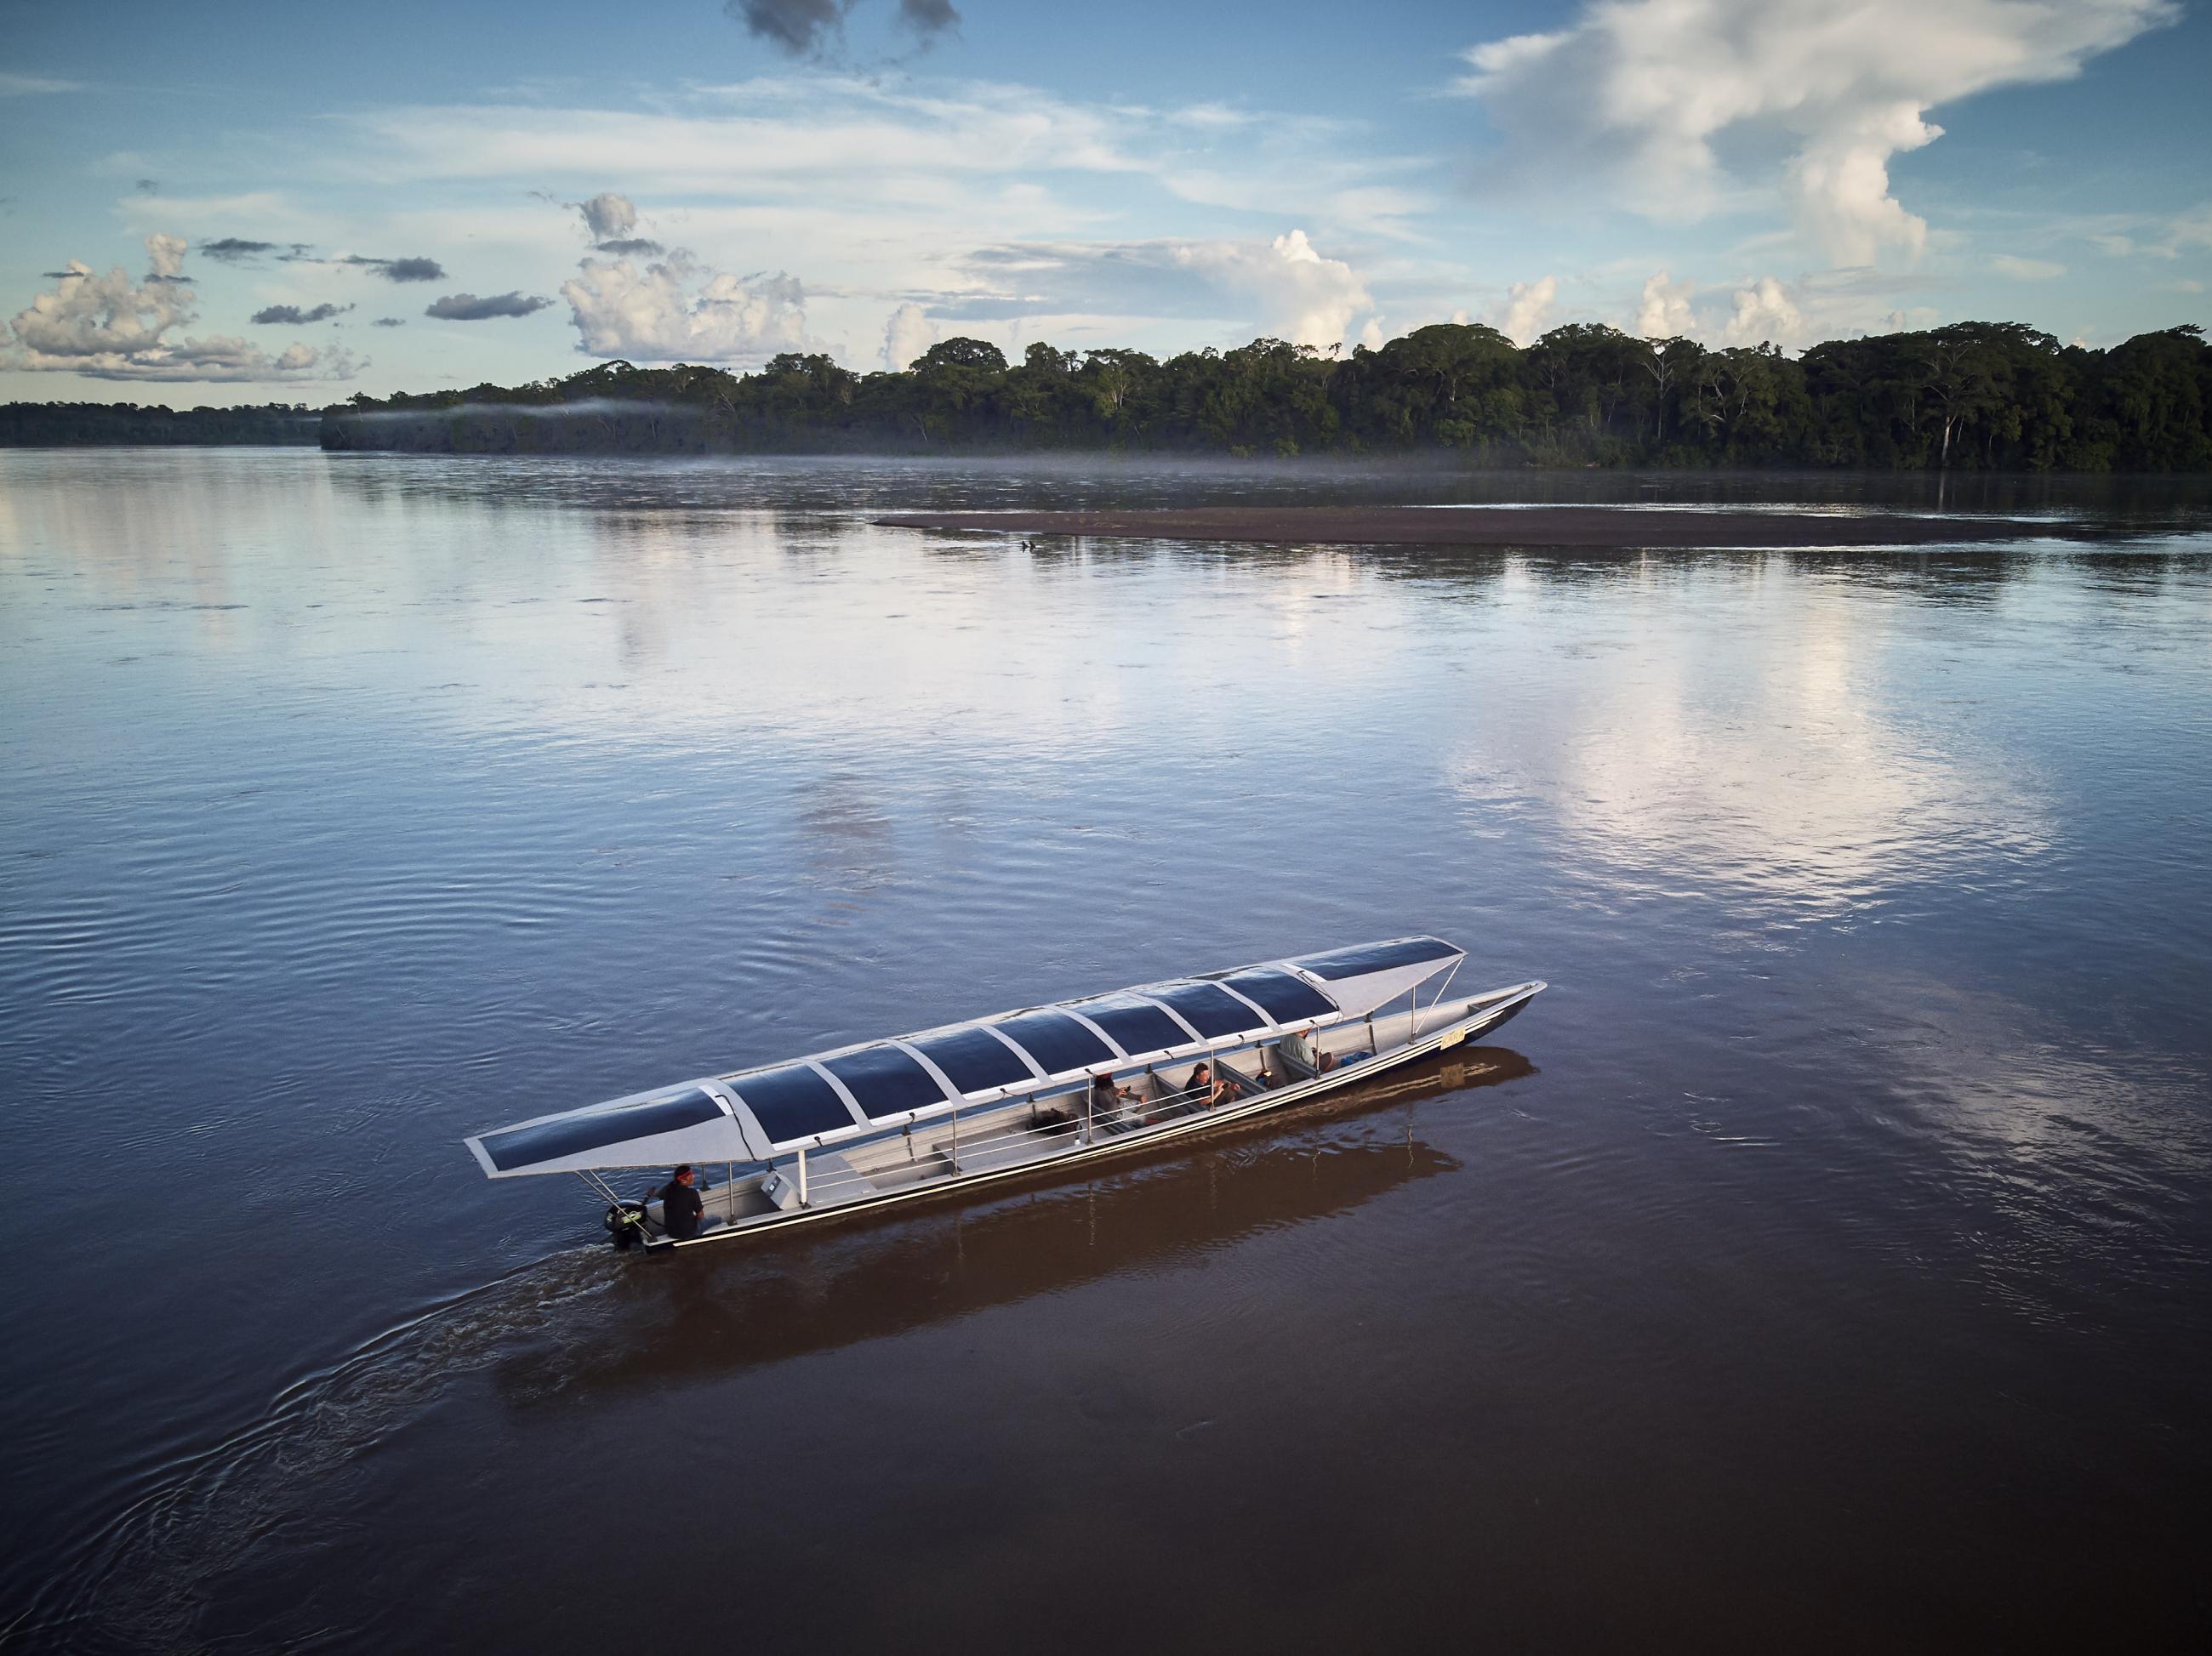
[145,232,187,280]
[4,234,358,382]
[1499,274,1558,346]
[1458,0,2176,266]
[562,250,812,362]
[1636,271,1697,339]
[1720,276,1805,348]
[881,301,936,370]
[1172,229,1372,350]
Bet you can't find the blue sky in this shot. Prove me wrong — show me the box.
[3,0,2207,402]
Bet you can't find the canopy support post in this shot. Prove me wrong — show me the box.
[798,1147,809,1208]
[1413,959,1461,1041]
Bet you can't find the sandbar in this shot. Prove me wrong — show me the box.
[873,506,2099,549]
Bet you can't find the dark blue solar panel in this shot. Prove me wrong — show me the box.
[992,1010,1115,1075]
[1291,937,1459,980]
[909,1027,1036,1094]
[732,1064,858,1141]
[1218,967,1337,1021]
[821,1044,952,1119]
[1148,980,1269,1040]
[1069,996,1192,1056]
[482,1088,721,1172]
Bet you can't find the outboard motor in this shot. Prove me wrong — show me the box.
[603,1198,648,1250]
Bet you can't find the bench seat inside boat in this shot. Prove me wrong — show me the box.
[954,1128,1070,1174]
[762,1149,875,1210]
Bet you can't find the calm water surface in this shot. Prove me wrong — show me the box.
[2,451,2209,1651]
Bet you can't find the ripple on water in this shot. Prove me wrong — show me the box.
[2,452,2207,1649]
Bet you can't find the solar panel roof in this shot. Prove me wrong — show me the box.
[1291,936,1459,980]
[1216,966,1337,1022]
[909,1026,1036,1095]
[1146,979,1271,1040]
[480,1088,722,1173]
[992,1009,1115,1075]
[731,1064,859,1141]
[1067,994,1192,1056]
[820,1044,952,1119]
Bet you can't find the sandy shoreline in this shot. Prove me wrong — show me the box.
[873,505,2101,549]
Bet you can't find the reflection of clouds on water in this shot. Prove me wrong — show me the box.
[528,515,1434,762]
[1456,570,2051,913]
[795,770,899,919]
[0,449,311,629]
[1828,971,2212,1325]
[1877,978,2212,1178]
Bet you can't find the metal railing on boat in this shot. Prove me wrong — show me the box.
[740,1062,1325,1215]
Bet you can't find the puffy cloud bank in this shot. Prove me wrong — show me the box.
[1499,274,1558,346]
[1459,0,2175,265]
[881,300,936,371]
[1630,268,1918,350]
[1172,230,1371,350]
[1721,276,1804,347]
[944,228,1373,350]
[562,250,811,361]
[1636,271,1696,339]
[4,235,358,382]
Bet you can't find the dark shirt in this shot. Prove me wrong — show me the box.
[662,1178,704,1240]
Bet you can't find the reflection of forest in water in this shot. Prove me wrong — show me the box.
[315,447,2212,525]
[493,1047,1533,1408]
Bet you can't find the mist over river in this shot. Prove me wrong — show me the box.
[2,449,2208,1652]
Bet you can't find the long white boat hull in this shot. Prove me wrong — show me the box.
[640,982,1541,1250]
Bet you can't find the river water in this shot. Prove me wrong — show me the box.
[2,449,2208,1651]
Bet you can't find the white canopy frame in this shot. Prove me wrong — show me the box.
[464,936,1468,1178]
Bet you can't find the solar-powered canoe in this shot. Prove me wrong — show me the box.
[463,937,1544,1250]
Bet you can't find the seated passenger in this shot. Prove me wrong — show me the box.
[660,1164,705,1241]
[1091,1070,1142,1129]
[1189,1061,1242,1107]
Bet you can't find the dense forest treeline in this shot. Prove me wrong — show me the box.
[0,401,323,447]
[323,321,2212,470]
[12,319,2209,469]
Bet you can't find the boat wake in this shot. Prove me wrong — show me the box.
[5,1253,623,1655]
